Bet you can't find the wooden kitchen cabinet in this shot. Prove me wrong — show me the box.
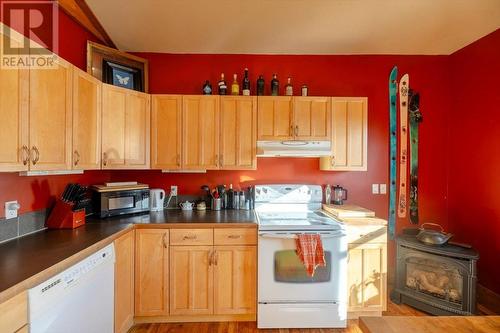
[102,84,150,169]
[151,95,182,169]
[0,291,27,333]
[0,32,29,172]
[182,95,219,170]
[214,245,256,315]
[170,246,214,315]
[257,96,293,140]
[29,57,73,170]
[72,67,101,170]
[320,97,368,171]
[220,96,257,170]
[135,229,169,316]
[293,97,331,140]
[114,230,135,333]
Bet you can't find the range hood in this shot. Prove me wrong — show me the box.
[257,140,331,157]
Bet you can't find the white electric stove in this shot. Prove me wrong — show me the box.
[255,184,347,329]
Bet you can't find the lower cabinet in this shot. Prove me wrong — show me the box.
[134,229,169,316]
[346,223,387,318]
[114,230,135,333]
[214,246,257,315]
[0,291,27,333]
[170,246,214,315]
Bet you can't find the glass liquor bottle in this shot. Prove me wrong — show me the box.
[202,80,212,95]
[271,74,279,96]
[285,77,293,96]
[218,73,227,95]
[231,74,239,95]
[242,68,250,96]
[256,75,265,96]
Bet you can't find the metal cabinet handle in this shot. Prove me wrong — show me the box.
[213,250,218,266]
[215,154,219,167]
[31,146,40,165]
[183,235,197,240]
[176,153,181,166]
[290,124,294,136]
[219,154,223,167]
[162,233,168,248]
[102,152,107,166]
[208,250,214,266]
[228,235,241,239]
[331,156,335,167]
[74,150,80,166]
[21,145,29,165]
[295,125,299,136]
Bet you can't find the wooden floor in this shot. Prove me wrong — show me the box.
[130,296,499,333]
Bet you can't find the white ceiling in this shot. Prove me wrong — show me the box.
[86,0,500,55]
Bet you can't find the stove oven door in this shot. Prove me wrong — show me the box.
[258,230,347,303]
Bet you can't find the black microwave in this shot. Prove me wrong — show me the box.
[92,188,149,218]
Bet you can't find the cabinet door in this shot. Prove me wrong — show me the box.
[347,242,387,314]
[29,57,72,170]
[125,91,150,168]
[320,97,368,171]
[182,96,219,170]
[0,33,29,171]
[114,230,135,333]
[293,97,331,140]
[72,68,101,170]
[135,229,169,316]
[257,96,293,140]
[220,96,257,170]
[151,95,182,170]
[214,246,256,315]
[170,246,213,315]
[102,84,127,168]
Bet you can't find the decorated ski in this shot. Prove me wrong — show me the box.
[409,90,422,224]
[388,66,398,238]
[398,74,409,218]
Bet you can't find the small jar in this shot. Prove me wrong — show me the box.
[301,85,308,96]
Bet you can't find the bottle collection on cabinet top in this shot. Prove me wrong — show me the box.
[202,69,308,96]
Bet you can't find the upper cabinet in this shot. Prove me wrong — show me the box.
[257,96,331,141]
[102,84,150,169]
[293,97,331,140]
[320,97,368,171]
[182,96,219,170]
[220,96,257,170]
[0,32,29,172]
[257,96,293,140]
[29,57,73,171]
[151,95,182,170]
[72,68,101,170]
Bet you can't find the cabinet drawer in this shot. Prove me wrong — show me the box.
[347,226,387,244]
[0,292,27,333]
[214,228,257,245]
[170,229,213,245]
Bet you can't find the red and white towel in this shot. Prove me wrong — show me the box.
[296,234,326,277]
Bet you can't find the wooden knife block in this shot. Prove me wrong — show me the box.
[47,200,86,229]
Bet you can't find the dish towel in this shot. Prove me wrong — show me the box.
[296,234,326,277]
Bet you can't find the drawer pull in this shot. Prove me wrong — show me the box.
[228,235,241,239]
[162,233,168,248]
[183,235,197,240]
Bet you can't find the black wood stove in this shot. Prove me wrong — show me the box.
[391,232,479,315]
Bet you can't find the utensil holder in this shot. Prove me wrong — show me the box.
[211,198,221,211]
[46,200,86,229]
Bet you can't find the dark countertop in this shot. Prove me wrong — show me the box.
[0,209,257,300]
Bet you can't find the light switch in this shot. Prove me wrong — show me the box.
[380,184,387,194]
[372,184,379,194]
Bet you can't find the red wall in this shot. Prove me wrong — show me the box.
[447,29,500,294]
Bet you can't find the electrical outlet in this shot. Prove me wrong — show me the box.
[170,185,178,196]
[4,201,20,219]
[380,183,387,194]
[372,184,379,194]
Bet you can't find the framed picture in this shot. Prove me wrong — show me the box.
[87,41,148,92]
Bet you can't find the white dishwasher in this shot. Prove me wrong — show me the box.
[29,243,115,333]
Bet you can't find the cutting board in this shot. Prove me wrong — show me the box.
[322,204,375,218]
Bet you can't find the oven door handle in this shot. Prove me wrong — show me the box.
[259,231,344,239]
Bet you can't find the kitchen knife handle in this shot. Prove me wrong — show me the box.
[31,146,40,165]
[21,145,29,165]
[74,150,80,166]
[102,152,107,166]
